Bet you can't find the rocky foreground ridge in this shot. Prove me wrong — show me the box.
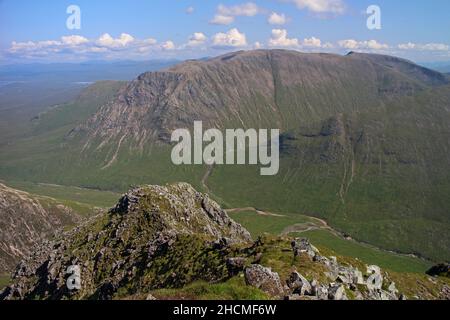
[1,183,449,300]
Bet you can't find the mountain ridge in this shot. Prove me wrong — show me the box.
[1,183,448,300]
[71,50,448,149]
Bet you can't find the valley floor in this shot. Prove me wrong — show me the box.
[227,208,433,273]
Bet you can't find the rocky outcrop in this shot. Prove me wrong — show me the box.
[282,237,401,300]
[0,183,251,300]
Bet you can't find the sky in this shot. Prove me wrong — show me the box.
[0,0,449,64]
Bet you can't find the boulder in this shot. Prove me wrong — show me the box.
[286,271,312,295]
[311,281,329,300]
[366,265,383,290]
[328,284,347,300]
[291,238,319,259]
[244,265,284,297]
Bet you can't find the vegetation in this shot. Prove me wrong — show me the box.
[229,209,433,273]
[149,278,269,300]
[0,275,9,290]
[4,180,120,209]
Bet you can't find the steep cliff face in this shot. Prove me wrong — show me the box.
[1,183,449,301]
[0,183,82,274]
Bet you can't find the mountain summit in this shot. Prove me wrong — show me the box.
[72,50,448,149]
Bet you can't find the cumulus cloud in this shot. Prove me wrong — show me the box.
[210,14,235,25]
[210,2,261,25]
[218,2,260,16]
[187,32,208,46]
[303,36,322,48]
[338,39,389,50]
[398,42,449,51]
[96,33,135,48]
[212,28,247,48]
[268,29,299,48]
[161,41,175,50]
[186,6,194,14]
[9,40,59,53]
[61,35,89,46]
[7,33,177,60]
[268,12,287,25]
[288,0,346,14]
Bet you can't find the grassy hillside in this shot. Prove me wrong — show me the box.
[228,209,433,273]
[3,181,120,211]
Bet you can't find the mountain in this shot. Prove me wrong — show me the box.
[71,50,448,147]
[2,183,448,300]
[0,183,83,275]
[0,49,449,263]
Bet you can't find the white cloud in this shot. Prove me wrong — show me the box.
[210,14,235,25]
[218,2,260,17]
[398,42,449,51]
[398,42,416,50]
[186,6,194,14]
[254,41,263,49]
[61,35,89,46]
[96,33,135,48]
[338,39,389,50]
[289,0,346,14]
[142,38,157,46]
[212,28,247,48]
[268,29,299,48]
[268,12,287,25]
[188,32,208,46]
[8,33,173,60]
[210,2,261,25]
[161,41,175,50]
[10,40,59,53]
[303,36,322,48]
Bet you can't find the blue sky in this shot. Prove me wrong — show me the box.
[1,0,449,63]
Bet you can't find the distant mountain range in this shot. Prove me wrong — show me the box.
[0,60,180,83]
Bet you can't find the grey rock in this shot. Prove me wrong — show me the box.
[291,238,319,259]
[315,285,329,300]
[328,284,347,300]
[244,265,284,297]
[287,271,312,296]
